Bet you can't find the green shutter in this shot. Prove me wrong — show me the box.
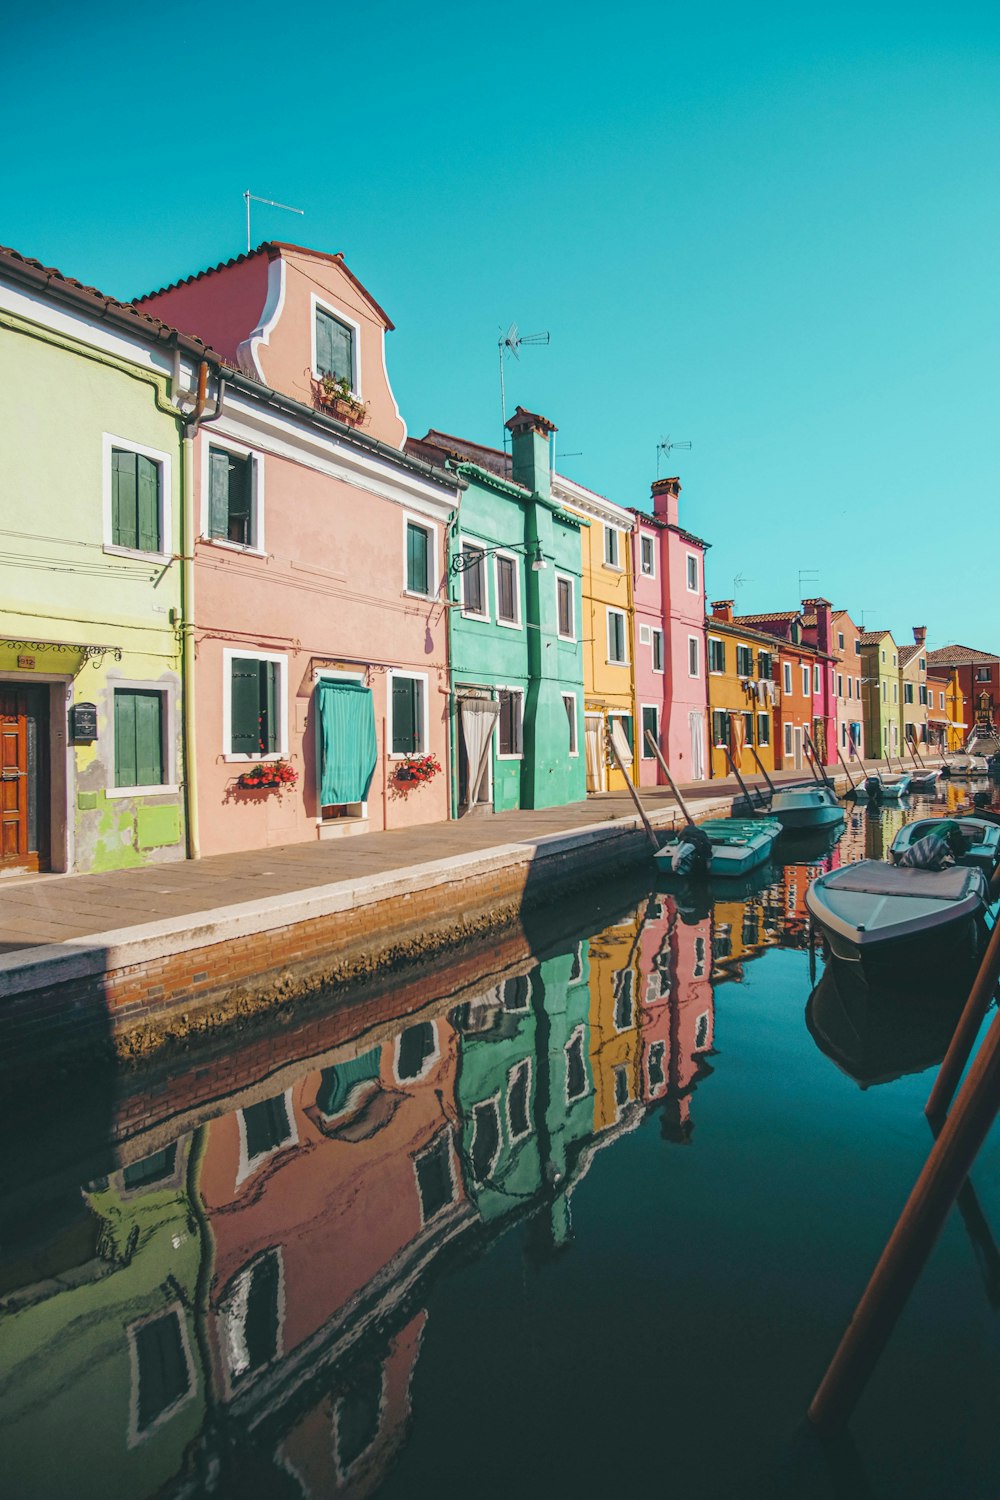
[392,676,416,754]
[231,659,261,753]
[112,449,138,549]
[261,661,278,754]
[209,449,231,540]
[134,692,163,785]
[136,455,160,552]
[315,309,353,385]
[227,455,252,546]
[114,691,137,787]
[407,523,428,594]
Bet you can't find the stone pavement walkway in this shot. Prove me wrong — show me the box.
[0,762,892,956]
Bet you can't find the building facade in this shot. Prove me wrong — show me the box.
[859,629,901,760]
[898,626,929,753]
[829,609,865,761]
[925,645,1000,750]
[705,606,778,779]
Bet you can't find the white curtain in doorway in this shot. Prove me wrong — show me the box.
[460,697,500,806]
[610,718,634,768]
[689,711,706,780]
[584,714,604,792]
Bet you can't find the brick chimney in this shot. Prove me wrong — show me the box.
[913,626,927,646]
[711,600,734,623]
[651,476,681,527]
[505,406,556,500]
[802,597,833,654]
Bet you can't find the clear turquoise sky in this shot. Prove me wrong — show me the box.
[6,1,999,650]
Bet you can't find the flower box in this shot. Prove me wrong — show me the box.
[236,760,299,792]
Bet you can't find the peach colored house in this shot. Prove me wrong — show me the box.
[628,478,709,786]
[137,243,461,854]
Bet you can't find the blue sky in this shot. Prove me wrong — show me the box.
[6,1,999,650]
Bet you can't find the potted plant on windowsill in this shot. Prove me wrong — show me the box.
[314,373,368,427]
[394,754,441,790]
[236,760,299,792]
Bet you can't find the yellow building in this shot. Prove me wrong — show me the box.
[586,909,644,1132]
[552,473,637,793]
[705,608,778,780]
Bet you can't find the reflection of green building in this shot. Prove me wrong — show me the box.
[0,1141,204,1500]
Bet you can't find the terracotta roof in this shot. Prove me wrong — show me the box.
[898,643,923,667]
[926,643,1000,666]
[734,610,801,624]
[134,241,395,330]
[801,613,817,627]
[0,243,217,357]
[412,429,511,479]
[858,629,893,645]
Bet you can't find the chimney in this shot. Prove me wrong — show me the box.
[711,600,734,623]
[802,596,833,654]
[651,476,681,528]
[913,626,927,646]
[505,406,556,500]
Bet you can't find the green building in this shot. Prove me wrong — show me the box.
[859,628,902,759]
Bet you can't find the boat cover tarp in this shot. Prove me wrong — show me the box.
[821,863,981,900]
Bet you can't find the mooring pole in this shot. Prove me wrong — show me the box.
[644,731,696,825]
[607,732,660,852]
[750,744,778,800]
[925,916,1000,1121]
[837,747,859,793]
[723,745,761,815]
[808,977,1000,1435]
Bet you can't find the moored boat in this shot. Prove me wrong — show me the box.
[907,768,940,791]
[805,859,988,968]
[767,784,846,831]
[654,817,782,879]
[889,816,1000,877]
[866,772,911,799]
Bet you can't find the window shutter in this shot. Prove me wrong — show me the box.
[209,449,231,540]
[392,676,416,754]
[315,309,353,385]
[261,661,278,754]
[407,523,429,593]
[227,455,252,546]
[231,659,261,753]
[112,449,137,549]
[136,455,160,552]
[315,309,335,376]
[114,690,137,787]
[134,692,164,786]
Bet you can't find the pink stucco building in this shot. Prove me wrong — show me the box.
[138,244,461,854]
[629,478,708,784]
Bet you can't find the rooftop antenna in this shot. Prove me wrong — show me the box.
[244,190,304,253]
[656,434,692,478]
[798,568,820,598]
[734,571,751,597]
[498,323,550,452]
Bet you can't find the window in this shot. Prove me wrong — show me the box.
[389,673,426,755]
[130,1308,192,1438]
[712,709,729,746]
[222,1251,281,1385]
[613,969,635,1030]
[640,535,655,575]
[743,710,754,745]
[919,657,925,671]
[893,683,898,703]
[709,637,726,673]
[758,651,773,680]
[882,681,887,702]
[881,650,886,664]
[497,688,524,756]
[652,629,664,672]
[607,609,627,663]
[641,705,658,758]
[565,1027,587,1101]
[837,673,843,697]
[208,445,257,548]
[784,723,793,755]
[736,644,753,677]
[335,1368,383,1476]
[114,689,166,789]
[315,305,355,388]
[228,655,283,757]
[614,1065,630,1111]
[396,1021,437,1081]
[414,1133,455,1222]
[502,975,531,1010]
[940,691,945,710]
[976,667,991,683]
[801,666,810,697]
[405,520,431,596]
[686,553,699,591]
[604,526,620,567]
[123,1145,177,1190]
[847,677,853,698]
[904,683,914,704]
[508,1059,532,1140]
[919,685,928,706]
[461,544,487,615]
[243,1095,293,1162]
[688,636,700,677]
[838,632,845,651]
[110,447,162,552]
[694,1012,710,1049]
[855,640,861,656]
[814,665,821,693]
[757,713,770,746]
[495,553,520,625]
[648,1042,666,1095]
[783,662,793,694]
[562,693,578,754]
[556,574,575,638]
[471,1099,501,1181]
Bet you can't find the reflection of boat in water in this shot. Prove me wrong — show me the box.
[656,860,778,924]
[805,957,972,1087]
[805,859,989,969]
[653,818,781,879]
[774,819,845,865]
[889,816,1000,877]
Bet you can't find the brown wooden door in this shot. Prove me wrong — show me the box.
[1,686,49,873]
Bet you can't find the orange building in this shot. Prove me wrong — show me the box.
[706,604,778,779]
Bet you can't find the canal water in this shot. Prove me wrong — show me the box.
[2,786,1000,1500]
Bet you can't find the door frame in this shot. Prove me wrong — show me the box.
[0,675,71,875]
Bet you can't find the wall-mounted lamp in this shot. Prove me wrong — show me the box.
[451,540,547,574]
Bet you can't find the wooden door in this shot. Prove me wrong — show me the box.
[0,686,49,873]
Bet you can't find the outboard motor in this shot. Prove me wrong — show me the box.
[670,823,713,877]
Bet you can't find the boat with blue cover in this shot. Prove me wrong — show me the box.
[768,784,846,831]
[889,816,1000,877]
[805,859,989,968]
[654,817,782,879]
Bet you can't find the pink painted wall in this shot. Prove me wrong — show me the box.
[136,252,271,367]
[630,518,669,787]
[655,481,708,781]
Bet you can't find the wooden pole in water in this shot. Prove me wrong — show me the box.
[837,747,859,793]
[607,731,660,852]
[644,731,696,825]
[925,916,1000,1121]
[750,744,778,799]
[808,992,1000,1434]
[723,745,762,814]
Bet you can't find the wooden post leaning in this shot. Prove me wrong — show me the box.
[836,747,859,794]
[925,914,1000,1121]
[750,745,778,799]
[606,732,660,852]
[643,731,698,826]
[808,934,1000,1435]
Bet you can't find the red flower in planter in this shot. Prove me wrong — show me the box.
[236,759,299,792]
[395,754,441,791]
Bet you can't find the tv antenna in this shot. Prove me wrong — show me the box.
[798,568,820,597]
[498,323,550,450]
[734,572,751,596]
[244,190,304,252]
[656,434,692,478]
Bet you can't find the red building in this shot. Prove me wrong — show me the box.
[721,602,835,770]
[925,644,1000,750]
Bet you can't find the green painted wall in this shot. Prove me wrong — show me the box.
[0,306,186,870]
[860,633,902,758]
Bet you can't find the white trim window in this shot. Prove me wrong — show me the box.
[413,1130,457,1225]
[236,1089,298,1186]
[404,514,437,599]
[603,525,621,569]
[203,438,264,553]
[460,541,489,618]
[110,682,176,797]
[224,649,288,760]
[784,722,793,756]
[497,687,524,757]
[388,670,429,757]
[494,551,521,627]
[783,661,793,694]
[607,608,628,664]
[640,534,656,577]
[641,704,659,758]
[562,691,579,754]
[126,1303,196,1447]
[757,713,770,746]
[471,1096,503,1182]
[688,634,700,678]
[801,665,811,698]
[507,1058,533,1142]
[312,294,361,398]
[708,636,725,674]
[652,629,664,673]
[394,1020,439,1082]
[556,573,575,640]
[103,434,172,561]
[813,664,822,693]
[686,553,699,592]
[565,1025,588,1102]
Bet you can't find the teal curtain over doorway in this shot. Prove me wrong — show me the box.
[316,679,377,804]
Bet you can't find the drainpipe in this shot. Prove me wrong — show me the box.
[179,361,227,859]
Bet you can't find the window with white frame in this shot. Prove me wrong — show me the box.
[389,673,427,756]
[106,437,169,556]
[688,635,700,677]
[507,1059,532,1141]
[940,691,945,710]
[736,644,753,677]
[613,969,635,1030]
[686,553,699,591]
[220,1250,282,1387]
[226,652,286,758]
[471,1097,502,1181]
[711,709,729,747]
[640,534,655,576]
[494,553,520,626]
[848,677,853,699]
[556,574,575,639]
[414,1131,455,1223]
[837,673,843,697]
[127,1305,195,1443]
[604,525,620,568]
[497,688,524,756]
[113,687,170,791]
[565,1026,587,1101]
[562,692,578,754]
[207,444,260,549]
[709,637,726,673]
[784,723,793,755]
[801,665,810,697]
[607,609,628,664]
[838,632,845,650]
[783,661,793,694]
[314,304,356,391]
[641,705,658,758]
[461,543,488,616]
[405,519,433,597]
[396,1021,438,1082]
[757,713,770,746]
[813,664,821,693]
[237,1091,297,1185]
[652,629,664,672]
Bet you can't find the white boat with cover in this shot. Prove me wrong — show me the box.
[768,784,846,831]
[805,860,988,965]
[654,818,782,879]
